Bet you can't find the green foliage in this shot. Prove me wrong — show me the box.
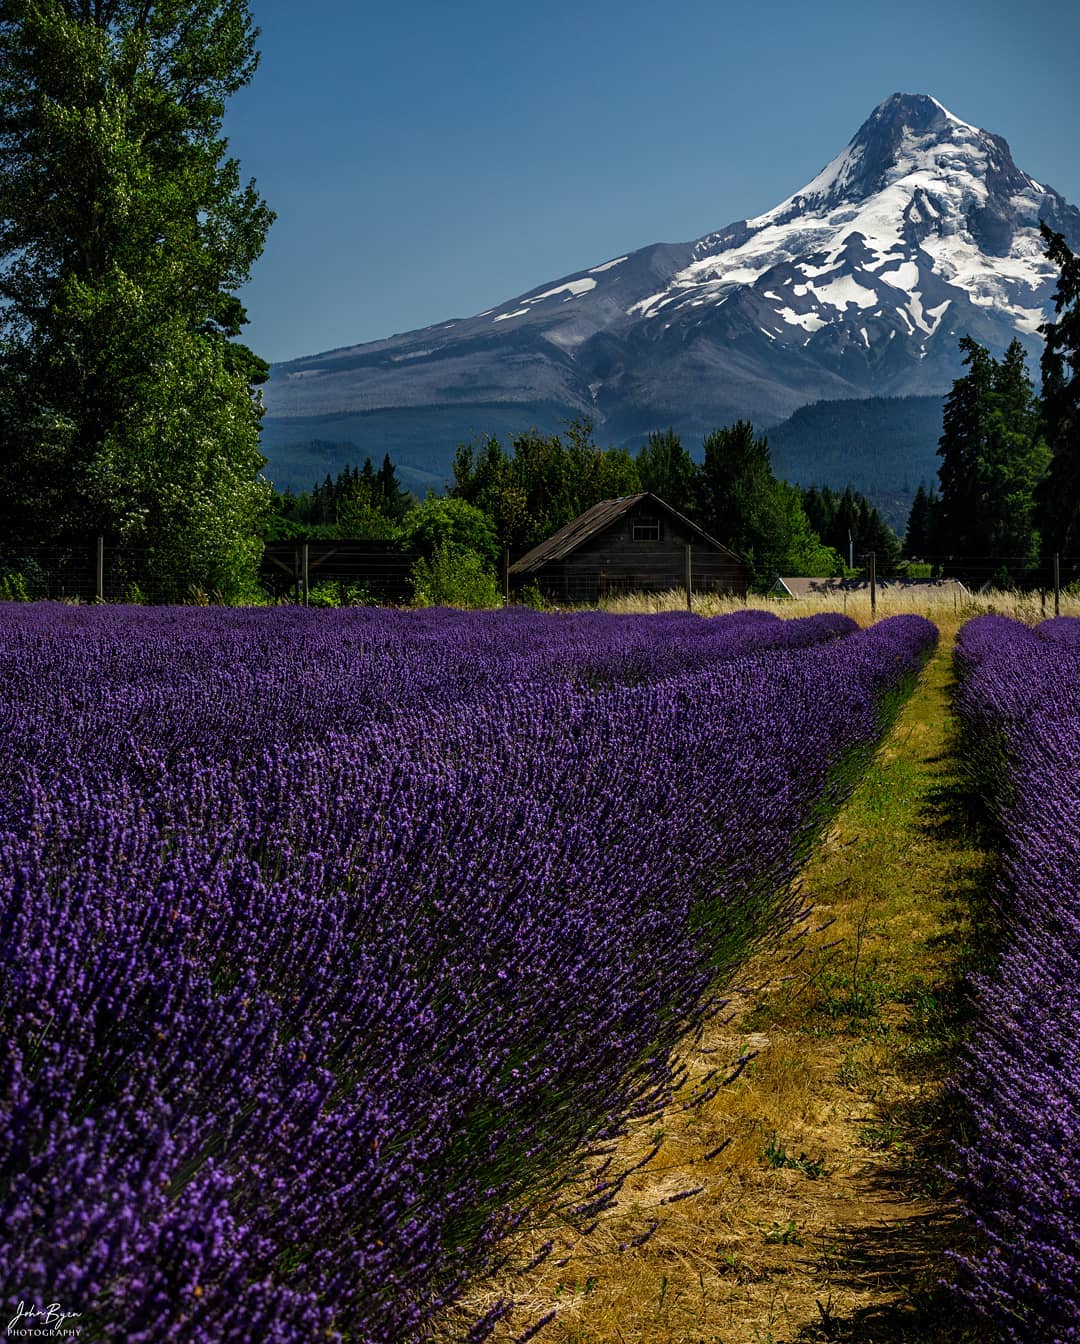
[0,0,273,599]
[762,1134,826,1179]
[1037,223,1080,555]
[936,337,1049,573]
[804,483,903,576]
[410,543,502,610]
[514,580,557,612]
[0,569,29,601]
[400,495,500,567]
[697,421,847,584]
[774,480,845,576]
[451,417,641,550]
[306,579,376,608]
[635,428,696,518]
[903,483,939,559]
[85,316,270,601]
[269,455,412,540]
[263,514,336,542]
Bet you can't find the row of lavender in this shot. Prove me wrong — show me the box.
[0,606,936,1342]
[950,615,1080,1341]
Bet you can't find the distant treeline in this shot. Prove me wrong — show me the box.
[272,419,905,587]
[270,223,1080,595]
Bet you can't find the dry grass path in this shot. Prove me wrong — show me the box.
[453,620,996,1343]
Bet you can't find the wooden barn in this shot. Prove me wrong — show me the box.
[509,493,751,602]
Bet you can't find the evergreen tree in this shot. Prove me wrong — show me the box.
[0,0,274,598]
[865,506,903,576]
[936,336,1049,574]
[937,338,995,561]
[361,456,377,496]
[1037,223,1080,555]
[832,488,861,566]
[903,484,935,558]
[698,421,827,584]
[988,340,1050,564]
[375,453,410,522]
[801,486,830,542]
[451,435,530,550]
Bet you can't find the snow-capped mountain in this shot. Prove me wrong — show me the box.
[263,94,1080,478]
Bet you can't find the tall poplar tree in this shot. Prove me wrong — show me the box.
[0,0,274,598]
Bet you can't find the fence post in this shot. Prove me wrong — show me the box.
[96,535,104,603]
[684,544,693,612]
[1054,552,1061,618]
[301,542,310,607]
[868,550,876,619]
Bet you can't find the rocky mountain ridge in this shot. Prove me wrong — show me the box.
[262,94,1080,487]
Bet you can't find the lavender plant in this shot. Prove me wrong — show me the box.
[950,615,1080,1341]
[0,606,936,1341]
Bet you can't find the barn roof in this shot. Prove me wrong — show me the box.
[886,578,970,597]
[773,576,970,599]
[509,493,746,576]
[772,577,870,598]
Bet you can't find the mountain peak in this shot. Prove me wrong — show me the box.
[749,92,1039,229]
[868,92,972,133]
[264,94,1080,474]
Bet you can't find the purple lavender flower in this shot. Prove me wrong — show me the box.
[0,604,935,1340]
[949,614,1080,1341]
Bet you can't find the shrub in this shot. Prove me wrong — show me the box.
[410,543,502,609]
[400,496,499,566]
[0,570,30,601]
[307,579,377,609]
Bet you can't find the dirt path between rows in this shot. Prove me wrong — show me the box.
[449,624,995,1343]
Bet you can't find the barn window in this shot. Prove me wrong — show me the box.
[633,514,662,541]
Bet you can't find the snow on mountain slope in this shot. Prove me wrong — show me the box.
[625,94,1056,344]
[264,94,1080,444]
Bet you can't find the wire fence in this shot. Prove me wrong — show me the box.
[0,540,1077,611]
[0,539,423,606]
[912,553,1080,591]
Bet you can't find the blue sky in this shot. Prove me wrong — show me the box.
[226,0,1080,364]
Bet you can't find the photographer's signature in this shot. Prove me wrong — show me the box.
[6,1302,82,1337]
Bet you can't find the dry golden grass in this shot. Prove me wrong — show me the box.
[599,584,1079,626]
[442,616,1001,1343]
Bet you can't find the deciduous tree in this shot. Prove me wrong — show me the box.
[0,0,274,598]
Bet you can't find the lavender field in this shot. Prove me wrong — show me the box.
[0,605,937,1342]
[951,615,1080,1341]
